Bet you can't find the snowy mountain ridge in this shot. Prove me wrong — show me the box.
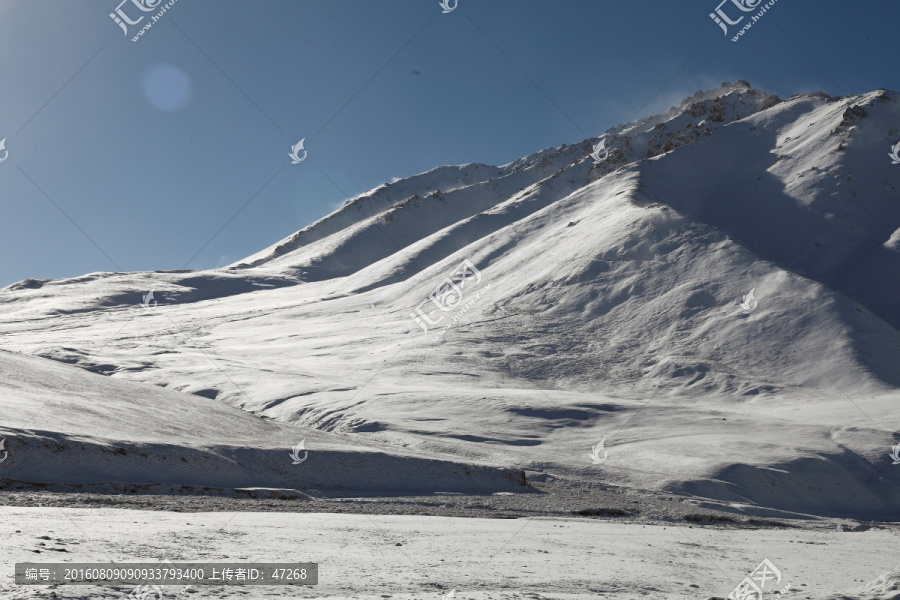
[233,81,784,273]
[1,81,899,518]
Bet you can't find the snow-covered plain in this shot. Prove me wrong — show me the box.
[1,507,899,600]
[1,82,899,598]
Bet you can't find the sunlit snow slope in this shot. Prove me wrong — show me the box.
[2,82,899,517]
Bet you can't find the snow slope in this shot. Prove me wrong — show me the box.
[1,82,899,518]
[0,350,527,495]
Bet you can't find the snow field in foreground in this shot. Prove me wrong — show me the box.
[0,507,897,600]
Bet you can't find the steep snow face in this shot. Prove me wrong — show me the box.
[1,82,899,516]
[229,81,785,283]
[233,163,504,270]
[641,88,900,330]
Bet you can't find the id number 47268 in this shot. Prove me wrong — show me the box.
[272,568,308,580]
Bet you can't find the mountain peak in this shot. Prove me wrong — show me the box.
[677,79,753,105]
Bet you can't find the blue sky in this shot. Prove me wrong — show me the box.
[0,0,896,286]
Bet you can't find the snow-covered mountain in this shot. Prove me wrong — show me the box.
[2,81,899,518]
